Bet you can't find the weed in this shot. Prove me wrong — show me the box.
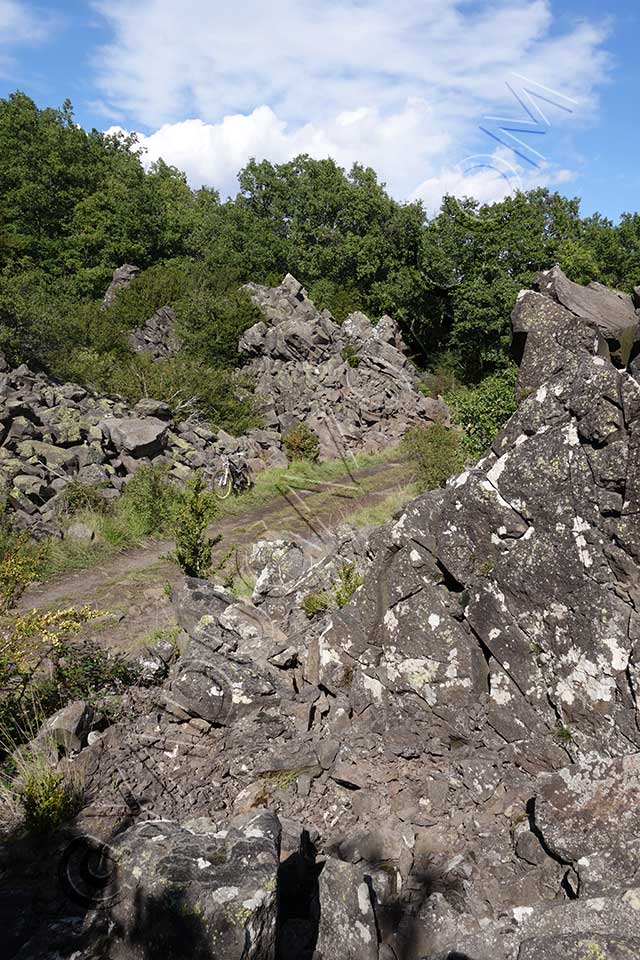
[401,422,466,493]
[333,562,364,608]
[302,591,331,620]
[19,760,83,833]
[282,422,320,463]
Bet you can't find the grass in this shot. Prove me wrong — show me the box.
[347,485,417,529]
[29,449,401,583]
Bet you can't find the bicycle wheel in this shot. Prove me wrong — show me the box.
[213,471,233,499]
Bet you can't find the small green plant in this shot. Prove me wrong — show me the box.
[401,422,466,493]
[333,563,364,608]
[121,465,182,536]
[341,343,361,368]
[554,723,573,745]
[302,591,331,620]
[283,422,320,463]
[171,472,220,578]
[19,761,83,834]
[56,481,107,517]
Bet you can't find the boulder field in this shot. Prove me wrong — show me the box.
[5,267,640,960]
[0,271,446,535]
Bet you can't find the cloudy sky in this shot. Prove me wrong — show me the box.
[0,0,637,217]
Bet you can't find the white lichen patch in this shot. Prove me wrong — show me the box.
[357,883,371,915]
[428,613,441,630]
[361,673,384,703]
[490,670,513,705]
[212,886,239,905]
[384,609,399,631]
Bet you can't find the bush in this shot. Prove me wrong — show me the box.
[447,366,518,459]
[119,465,182,537]
[402,423,466,493]
[283,423,320,463]
[52,639,141,703]
[171,472,220,578]
[302,591,331,620]
[19,762,83,834]
[0,529,47,612]
[333,563,364,608]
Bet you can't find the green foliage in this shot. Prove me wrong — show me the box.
[302,591,331,620]
[171,472,220,578]
[3,90,640,423]
[447,366,518,458]
[51,638,141,703]
[333,563,364,608]
[401,423,466,493]
[0,522,47,612]
[19,763,82,834]
[120,466,182,537]
[341,343,361,368]
[283,422,320,463]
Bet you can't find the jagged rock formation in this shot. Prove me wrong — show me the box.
[129,304,183,360]
[102,263,140,309]
[241,274,448,458]
[7,268,640,959]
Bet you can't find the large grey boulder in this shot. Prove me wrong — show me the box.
[103,416,168,458]
[92,812,281,960]
[534,264,639,365]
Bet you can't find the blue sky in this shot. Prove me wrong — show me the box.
[0,0,637,219]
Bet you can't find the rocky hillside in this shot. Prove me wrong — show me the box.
[7,267,640,960]
[0,270,444,534]
[240,274,448,458]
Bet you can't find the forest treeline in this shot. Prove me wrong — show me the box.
[1,91,639,432]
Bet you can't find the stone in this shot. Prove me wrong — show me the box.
[37,700,93,754]
[103,263,140,308]
[103,416,168,457]
[98,812,281,960]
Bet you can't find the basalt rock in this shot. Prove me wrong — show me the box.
[129,305,183,360]
[102,264,140,308]
[241,274,448,459]
[5,272,640,960]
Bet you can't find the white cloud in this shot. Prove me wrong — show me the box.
[93,0,611,205]
[0,0,55,74]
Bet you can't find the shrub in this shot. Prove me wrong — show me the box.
[302,591,331,620]
[52,639,141,703]
[19,761,83,834]
[171,472,220,578]
[333,563,364,608]
[0,530,47,612]
[341,344,361,368]
[56,481,108,518]
[283,423,320,463]
[401,423,466,493]
[447,366,518,459]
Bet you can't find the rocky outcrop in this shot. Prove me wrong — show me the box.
[129,305,183,360]
[102,264,140,309]
[6,267,640,960]
[241,274,448,458]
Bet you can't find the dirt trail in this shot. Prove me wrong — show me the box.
[19,460,412,652]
